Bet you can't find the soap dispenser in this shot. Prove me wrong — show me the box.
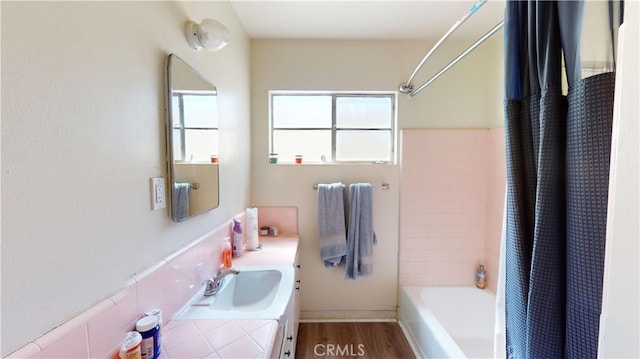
[475,264,487,289]
[221,237,232,269]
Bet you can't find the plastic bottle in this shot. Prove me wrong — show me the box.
[475,264,487,289]
[222,236,232,269]
[119,331,142,359]
[232,218,244,257]
[136,316,159,359]
[144,309,162,358]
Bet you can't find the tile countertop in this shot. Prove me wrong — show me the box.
[161,235,299,359]
[233,235,299,266]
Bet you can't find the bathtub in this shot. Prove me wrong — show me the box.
[399,286,498,359]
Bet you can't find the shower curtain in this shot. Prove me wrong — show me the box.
[503,1,623,358]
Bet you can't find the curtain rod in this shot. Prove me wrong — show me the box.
[408,21,504,98]
[399,0,491,95]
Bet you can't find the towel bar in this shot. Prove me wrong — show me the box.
[313,183,389,190]
[190,183,200,190]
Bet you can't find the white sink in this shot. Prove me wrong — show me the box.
[172,265,295,321]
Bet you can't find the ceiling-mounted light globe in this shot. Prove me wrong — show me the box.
[185,19,230,52]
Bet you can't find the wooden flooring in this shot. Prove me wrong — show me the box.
[295,322,416,359]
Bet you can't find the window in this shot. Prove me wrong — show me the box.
[171,91,218,162]
[269,92,396,164]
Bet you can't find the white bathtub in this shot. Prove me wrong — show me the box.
[399,286,497,359]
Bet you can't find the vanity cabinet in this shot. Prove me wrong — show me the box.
[275,246,301,358]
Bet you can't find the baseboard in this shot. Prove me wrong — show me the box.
[300,310,397,322]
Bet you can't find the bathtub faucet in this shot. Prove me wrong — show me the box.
[203,265,240,296]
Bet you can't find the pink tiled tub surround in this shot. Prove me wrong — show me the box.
[4,211,284,359]
[399,129,506,289]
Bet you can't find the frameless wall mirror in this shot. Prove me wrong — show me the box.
[166,54,220,222]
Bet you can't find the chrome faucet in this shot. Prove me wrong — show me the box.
[203,266,240,296]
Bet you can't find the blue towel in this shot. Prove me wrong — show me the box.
[172,183,190,221]
[317,183,347,266]
[345,183,377,279]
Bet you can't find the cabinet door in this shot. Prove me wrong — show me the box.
[280,316,294,358]
[293,248,301,337]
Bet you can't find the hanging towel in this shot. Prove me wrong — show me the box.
[317,183,347,267]
[172,182,191,221]
[345,183,377,279]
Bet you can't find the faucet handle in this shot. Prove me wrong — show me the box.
[202,278,216,296]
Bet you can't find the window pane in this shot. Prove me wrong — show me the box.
[273,96,332,128]
[183,94,218,128]
[185,129,218,162]
[336,96,392,128]
[171,96,182,128]
[336,130,391,162]
[273,130,331,163]
[172,129,184,160]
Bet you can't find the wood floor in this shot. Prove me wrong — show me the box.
[295,322,416,359]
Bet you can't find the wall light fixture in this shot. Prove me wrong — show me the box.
[185,19,230,51]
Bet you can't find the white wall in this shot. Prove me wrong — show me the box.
[249,37,503,317]
[598,2,640,357]
[1,1,251,355]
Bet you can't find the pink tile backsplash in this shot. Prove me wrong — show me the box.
[256,206,298,235]
[87,280,138,359]
[5,211,283,359]
[33,324,89,359]
[399,129,506,289]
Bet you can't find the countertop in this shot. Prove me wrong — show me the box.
[161,235,300,359]
[232,235,299,267]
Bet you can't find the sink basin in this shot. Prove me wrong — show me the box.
[172,265,295,321]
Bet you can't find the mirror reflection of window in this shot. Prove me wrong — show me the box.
[166,54,220,222]
[172,91,218,162]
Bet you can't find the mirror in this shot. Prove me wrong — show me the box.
[166,54,219,222]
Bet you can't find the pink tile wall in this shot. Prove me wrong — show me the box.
[6,218,234,359]
[484,128,506,292]
[399,129,505,288]
[6,208,302,358]
[256,206,298,235]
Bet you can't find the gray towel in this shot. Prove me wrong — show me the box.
[345,183,377,279]
[172,182,190,221]
[317,183,347,266]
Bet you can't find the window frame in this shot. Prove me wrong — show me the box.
[171,90,219,162]
[268,91,397,164]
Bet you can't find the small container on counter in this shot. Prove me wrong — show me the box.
[260,226,270,236]
[119,331,142,359]
[269,153,278,164]
[295,155,303,164]
[136,315,159,359]
[269,226,279,237]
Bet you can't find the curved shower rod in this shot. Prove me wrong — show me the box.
[399,0,500,97]
[407,21,504,98]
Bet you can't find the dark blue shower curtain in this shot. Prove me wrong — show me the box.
[503,1,622,358]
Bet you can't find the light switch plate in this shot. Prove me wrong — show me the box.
[151,178,166,210]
